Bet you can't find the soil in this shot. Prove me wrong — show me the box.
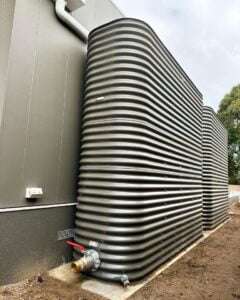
[1,203,240,300]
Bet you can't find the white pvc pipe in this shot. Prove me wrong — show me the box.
[0,202,77,213]
[55,0,89,42]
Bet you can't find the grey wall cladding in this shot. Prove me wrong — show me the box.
[74,18,203,282]
[0,206,75,285]
[202,106,229,229]
[0,0,86,208]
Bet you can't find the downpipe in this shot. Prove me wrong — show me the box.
[54,0,89,42]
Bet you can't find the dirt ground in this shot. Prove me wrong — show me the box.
[0,275,106,300]
[1,202,240,300]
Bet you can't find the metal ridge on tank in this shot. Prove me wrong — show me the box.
[202,106,229,229]
[73,18,203,282]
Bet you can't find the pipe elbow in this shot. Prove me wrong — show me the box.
[55,0,89,42]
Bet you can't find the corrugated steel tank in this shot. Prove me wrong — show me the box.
[202,106,229,229]
[74,18,203,281]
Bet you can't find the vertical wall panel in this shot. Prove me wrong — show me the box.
[0,0,41,206]
[0,0,86,207]
[0,0,15,124]
[74,18,203,282]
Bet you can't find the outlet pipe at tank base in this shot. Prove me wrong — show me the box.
[71,249,101,273]
[66,241,130,286]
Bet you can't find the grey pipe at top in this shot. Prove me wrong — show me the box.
[54,0,89,42]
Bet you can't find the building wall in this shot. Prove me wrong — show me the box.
[0,0,16,128]
[0,0,86,208]
[73,0,123,31]
[0,0,123,285]
[0,206,76,285]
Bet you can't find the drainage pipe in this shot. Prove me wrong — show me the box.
[54,0,89,42]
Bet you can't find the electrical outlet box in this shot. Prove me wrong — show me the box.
[25,187,43,199]
[66,0,86,12]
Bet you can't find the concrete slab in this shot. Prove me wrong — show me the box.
[49,219,229,300]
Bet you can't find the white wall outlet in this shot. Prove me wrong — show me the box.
[25,187,43,199]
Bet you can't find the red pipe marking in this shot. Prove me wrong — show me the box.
[66,240,85,252]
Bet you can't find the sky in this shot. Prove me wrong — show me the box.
[113,0,240,111]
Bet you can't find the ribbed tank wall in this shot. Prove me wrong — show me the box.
[202,106,229,230]
[74,18,203,281]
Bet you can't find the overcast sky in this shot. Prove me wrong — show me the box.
[113,0,240,111]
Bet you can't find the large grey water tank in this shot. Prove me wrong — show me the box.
[74,18,203,282]
[202,106,229,229]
